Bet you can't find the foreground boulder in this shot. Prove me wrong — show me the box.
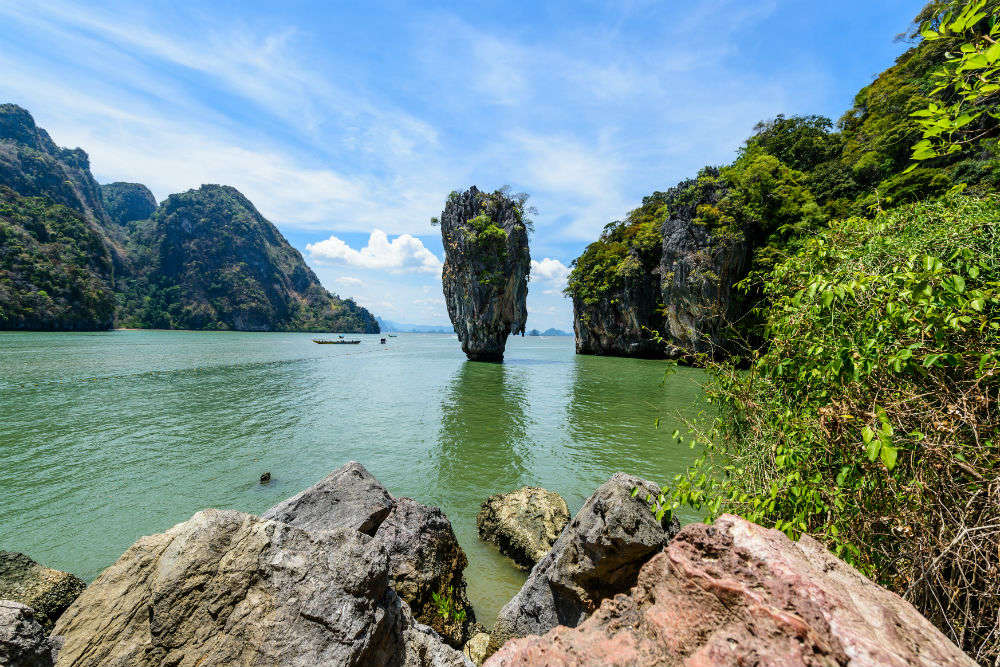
[51,509,469,667]
[0,552,86,630]
[264,462,475,648]
[0,600,59,667]
[488,474,679,655]
[486,514,977,667]
[477,487,569,570]
[439,186,531,362]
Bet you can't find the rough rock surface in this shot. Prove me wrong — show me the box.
[100,182,157,227]
[464,632,491,666]
[486,514,977,667]
[261,461,395,535]
[488,473,679,655]
[571,270,664,358]
[0,600,59,667]
[51,509,470,667]
[439,186,530,362]
[263,462,476,648]
[477,487,569,570]
[0,104,113,230]
[0,552,86,630]
[659,176,749,359]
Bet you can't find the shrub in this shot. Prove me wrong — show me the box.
[669,196,1000,662]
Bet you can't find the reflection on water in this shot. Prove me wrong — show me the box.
[0,331,706,626]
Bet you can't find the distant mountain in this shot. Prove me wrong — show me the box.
[100,182,157,227]
[0,104,378,333]
[0,186,116,330]
[527,328,572,337]
[377,317,453,334]
[119,185,379,333]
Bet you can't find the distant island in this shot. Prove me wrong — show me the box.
[528,328,570,337]
[0,104,378,333]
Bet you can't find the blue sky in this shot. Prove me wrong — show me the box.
[0,0,922,328]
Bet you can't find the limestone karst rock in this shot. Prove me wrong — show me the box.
[485,515,977,667]
[487,473,679,656]
[263,462,476,648]
[477,487,569,570]
[99,182,157,227]
[439,186,530,362]
[50,509,470,667]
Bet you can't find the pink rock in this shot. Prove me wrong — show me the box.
[485,514,976,667]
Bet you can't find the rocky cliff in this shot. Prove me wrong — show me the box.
[120,184,380,332]
[100,182,157,227]
[439,187,530,362]
[0,104,379,333]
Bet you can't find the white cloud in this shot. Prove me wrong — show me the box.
[335,276,362,285]
[306,230,442,274]
[531,258,570,284]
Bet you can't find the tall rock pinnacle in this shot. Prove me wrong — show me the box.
[438,186,531,362]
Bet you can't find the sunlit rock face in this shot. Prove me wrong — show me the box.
[439,186,530,362]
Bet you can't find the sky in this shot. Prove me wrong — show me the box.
[0,0,924,329]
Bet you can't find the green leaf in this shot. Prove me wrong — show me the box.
[880,444,898,471]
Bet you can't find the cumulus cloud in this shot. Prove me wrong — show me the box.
[530,257,572,296]
[306,230,442,274]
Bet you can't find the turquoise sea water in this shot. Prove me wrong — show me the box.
[0,330,706,623]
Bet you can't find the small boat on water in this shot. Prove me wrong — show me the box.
[387,334,397,337]
[313,339,361,345]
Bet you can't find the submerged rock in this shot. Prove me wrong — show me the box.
[439,186,530,362]
[51,509,469,667]
[263,462,476,648]
[0,552,86,631]
[477,487,569,570]
[0,600,59,667]
[486,514,977,667]
[488,473,679,655]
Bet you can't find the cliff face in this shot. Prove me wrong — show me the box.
[568,176,752,363]
[0,105,111,228]
[568,193,667,358]
[100,182,157,227]
[121,185,379,333]
[439,186,530,362]
[0,186,116,330]
[659,177,750,359]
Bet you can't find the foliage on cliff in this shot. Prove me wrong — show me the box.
[117,185,379,333]
[668,196,1000,662]
[567,1,1000,360]
[0,186,116,330]
[100,182,157,227]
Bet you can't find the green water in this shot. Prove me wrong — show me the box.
[0,330,706,624]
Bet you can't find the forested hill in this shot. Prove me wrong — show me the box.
[116,185,379,332]
[566,6,1000,362]
[0,105,378,333]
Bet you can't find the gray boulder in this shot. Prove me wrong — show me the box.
[263,462,476,648]
[0,552,86,630]
[261,460,394,535]
[488,473,679,655]
[0,600,59,667]
[477,487,569,570]
[51,509,469,667]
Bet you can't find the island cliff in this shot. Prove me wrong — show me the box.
[0,104,379,333]
[439,187,530,362]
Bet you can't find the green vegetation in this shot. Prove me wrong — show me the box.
[431,587,466,624]
[650,3,1000,660]
[117,185,379,333]
[0,187,116,329]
